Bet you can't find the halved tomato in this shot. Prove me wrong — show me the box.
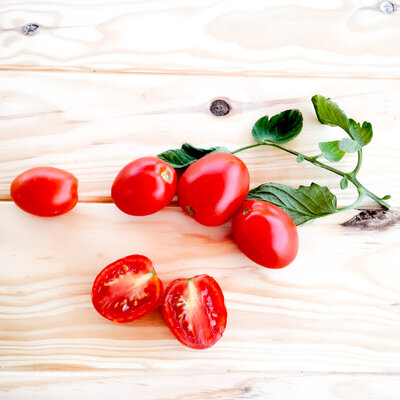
[91,255,163,323]
[162,274,227,349]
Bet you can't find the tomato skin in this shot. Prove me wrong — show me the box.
[177,153,250,226]
[162,274,227,349]
[91,255,163,323]
[10,167,78,217]
[112,157,177,216]
[232,200,299,269]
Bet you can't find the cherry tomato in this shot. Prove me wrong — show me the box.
[232,200,299,269]
[177,153,249,226]
[162,274,227,349]
[112,157,177,216]
[92,255,163,323]
[10,167,78,217]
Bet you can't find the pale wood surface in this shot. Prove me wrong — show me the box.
[1,72,399,207]
[1,0,400,399]
[0,203,400,399]
[2,371,400,400]
[0,0,400,78]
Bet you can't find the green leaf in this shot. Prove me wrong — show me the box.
[311,95,350,133]
[296,154,305,163]
[252,109,303,144]
[318,140,345,162]
[340,176,348,190]
[252,116,270,143]
[349,119,373,147]
[247,182,338,225]
[338,138,361,153]
[158,143,230,169]
[382,195,391,200]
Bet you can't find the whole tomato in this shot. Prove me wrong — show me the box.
[232,200,298,269]
[10,167,78,217]
[112,157,177,216]
[162,274,227,349]
[92,254,163,323]
[177,153,250,226]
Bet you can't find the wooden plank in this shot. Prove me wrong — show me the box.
[1,72,399,208]
[1,203,399,377]
[0,0,399,77]
[1,371,400,400]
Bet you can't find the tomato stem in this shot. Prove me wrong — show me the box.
[232,141,390,210]
[231,144,262,154]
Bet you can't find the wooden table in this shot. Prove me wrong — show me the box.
[1,1,400,398]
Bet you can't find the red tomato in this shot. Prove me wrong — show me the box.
[232,200,299,269]
[162,274,227,349]
[10,167,78,217]
[177,153,249,226]
[112,157,177,216]
[92,254,163,323]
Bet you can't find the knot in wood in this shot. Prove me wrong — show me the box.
[22,23,40,36]
[342,209,400,230]
[210,99,231,116]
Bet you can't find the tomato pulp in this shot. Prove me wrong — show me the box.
[112,157,177,216]
[92,255,163,323]
[10,167,78,217]
[177,153,250,226]
[232,200,299,269]
[162,274,227,349]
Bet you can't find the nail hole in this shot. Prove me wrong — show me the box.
[21,23,40,36]
[380,1,395,14]
[210,99,231,117]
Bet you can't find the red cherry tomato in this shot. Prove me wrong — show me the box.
[162,274,227,349]
[10,167,78,217]
[177,153,249,226]
[232,200,299,269]
[91,254,163,323]
[112,157,177,216]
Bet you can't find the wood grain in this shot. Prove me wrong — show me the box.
[1,72,399,207]
[2,1,400,397]
[0,0,400,77]
[1,371,400,400]
[1,203,399,376]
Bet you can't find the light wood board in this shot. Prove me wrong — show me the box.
[1,72,399,207]
[0,0,399,78]
[1,0,400,399]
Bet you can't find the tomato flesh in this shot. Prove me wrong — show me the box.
[232,200,299,269]
[10,167,78,217]
[112,157,177,216]
[91,255,163,323]
[162,274,227,349]
[177,153,250,226]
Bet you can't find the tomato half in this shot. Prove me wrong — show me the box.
[177,153,249,226]
[232,200,299,269]
[162,274,227,349]
[10,167,78,217]
[112,157,177,216]
[91,255,163,323]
